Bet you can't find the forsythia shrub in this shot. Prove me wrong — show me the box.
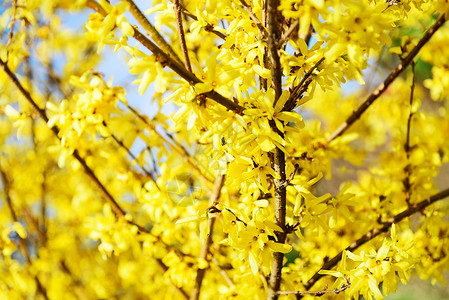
[0,0,448,299]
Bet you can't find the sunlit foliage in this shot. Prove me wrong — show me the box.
[0,0,449,299]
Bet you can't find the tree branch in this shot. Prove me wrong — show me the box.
[327,13,446,143]
[190,174,225,300]
[403,62,415,206]
[87,0,245,115]
[239,0,268,39]
[5,0,18,54]
[123,0,183,65]
[277,19,298,48]
[267,0,283,102]
[303,187,449,290]
[174,0,192,72]
[278,279,350,296]
[132,30,245,114]
[178,5,227,40]
[266,0,287,299]
[284,57,324,110]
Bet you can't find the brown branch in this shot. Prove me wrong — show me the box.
[260,0,269,91]
[327,13,446,143]
[178,6,227,40]
[59,260,93,298]
[123,0,183,65]
[190,174,225,300]
[284,57,325,111]
[267,0,283,102]
[303,187,449,290]
[146,145,161,177]
[266,0,287,299]
[132,30,245,114]
[86,0,107,15]
[278,280,350,296]
[5,0,18,54]
[239,0,268,39]
[277,19,298,48]
[174,0,192,72]
[403,62,415,206]
[268,142,288,300]
[87,0,243,114]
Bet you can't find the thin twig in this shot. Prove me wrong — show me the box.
[146,145,161,177]
[239,0,268,39]
[156,258,189,299]
[125,104,214,185]
[123,0,183,65]
[284,57,325,110]
[327,13,446,143]
[211,256,235,288]
[303,24,314,47]
[59,260,91,298]
[107,123,159,187]
[5,0,18,56]
[190,174,225,300]
[0,165,49,300]
[178,5,227,40]
[303,187,449,290]
[403,62,415,206]
[174,0,192,72]
[278,280,350,296]
[278,19,298,48]
[266,0,287,298]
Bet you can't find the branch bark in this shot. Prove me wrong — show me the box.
[303,187,449,290]
[403,62,416,205]
[123,0,183,65]
[239,0,268,39]
[174,0,192,72]
[266,0,287,299]
[284,57,324,111]
[327,13,446,143]
[277,279,350,296]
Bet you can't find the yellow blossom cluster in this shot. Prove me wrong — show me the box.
[0,0,449,299]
